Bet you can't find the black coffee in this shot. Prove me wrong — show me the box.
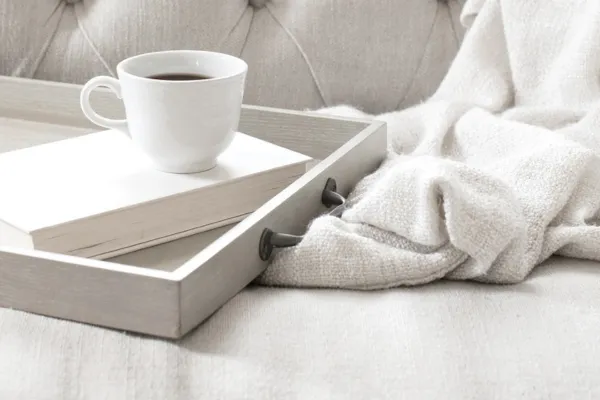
[147,73,213,81]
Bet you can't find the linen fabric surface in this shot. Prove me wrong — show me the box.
[1,258,599,399]
[259,0,600,289]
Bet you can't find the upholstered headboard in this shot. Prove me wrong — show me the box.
[1,0,465,113]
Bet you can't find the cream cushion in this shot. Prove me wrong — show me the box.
[0,0,465,113]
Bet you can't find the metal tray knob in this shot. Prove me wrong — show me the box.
[259,178,346,261]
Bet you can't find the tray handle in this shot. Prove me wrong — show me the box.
[258,178,346,261]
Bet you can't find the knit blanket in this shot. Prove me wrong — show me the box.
[256,0,600,289]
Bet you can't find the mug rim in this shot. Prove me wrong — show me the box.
[116,50,248,83]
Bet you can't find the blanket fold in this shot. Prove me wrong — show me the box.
[257,0,600,288]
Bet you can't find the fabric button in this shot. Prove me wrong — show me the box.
[249,0,267,9]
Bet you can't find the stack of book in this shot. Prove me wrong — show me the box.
[0,130,311,259]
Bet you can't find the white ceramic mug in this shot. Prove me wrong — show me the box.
[80,50,248,173]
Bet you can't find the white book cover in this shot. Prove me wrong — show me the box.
[0,130,311,258]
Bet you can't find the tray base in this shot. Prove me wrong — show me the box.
[109,224,235,272]
[0,76,387,339]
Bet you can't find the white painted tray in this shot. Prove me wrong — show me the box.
[0,76,387,339]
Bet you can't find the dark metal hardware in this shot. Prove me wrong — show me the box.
[258,178,346,261]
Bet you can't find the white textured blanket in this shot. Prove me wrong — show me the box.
[257,0,600,288]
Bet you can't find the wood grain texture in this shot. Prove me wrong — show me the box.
[239,104,373,160]
[0,117,90,153]
[177,120,387,335]
[0,76,124,129]
[109,224,234,272]
[0,76,388,338]
[0,247,179,337]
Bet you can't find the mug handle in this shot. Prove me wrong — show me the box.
[80,76,129,135]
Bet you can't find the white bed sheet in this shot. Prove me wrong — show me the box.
[0,256,599,399]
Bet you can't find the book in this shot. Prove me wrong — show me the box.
[0,130,311,259]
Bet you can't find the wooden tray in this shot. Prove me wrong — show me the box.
[0,76,387,339]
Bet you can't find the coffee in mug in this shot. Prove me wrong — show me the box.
[146,73,213,81]
[80,50,248,174]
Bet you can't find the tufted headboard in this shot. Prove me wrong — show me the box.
[0,0,465,114]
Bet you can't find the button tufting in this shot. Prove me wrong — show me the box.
[249,0,267,9]
[64,0,81,4]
